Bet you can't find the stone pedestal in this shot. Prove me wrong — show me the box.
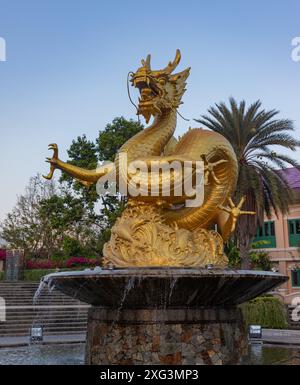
[85,307,248,365]
[44,268,287,365]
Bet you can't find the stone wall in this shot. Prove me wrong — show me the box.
[85,307,248,365]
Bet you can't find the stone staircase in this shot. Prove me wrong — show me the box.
[0,282,89,337]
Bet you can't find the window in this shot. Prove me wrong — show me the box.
[253,221,276,248]
[288,219,300,247]
[291,270,300,288]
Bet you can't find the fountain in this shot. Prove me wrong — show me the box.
[41,50,288,365]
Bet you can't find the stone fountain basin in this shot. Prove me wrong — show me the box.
[42,268,287,308]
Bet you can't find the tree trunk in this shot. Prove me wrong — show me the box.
[236,215,254,270]
[235,192,259,270]
[240,238,252,269]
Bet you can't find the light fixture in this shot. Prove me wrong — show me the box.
[30,325,43,342]
[248,325,262,341]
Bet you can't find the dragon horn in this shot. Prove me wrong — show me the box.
[162,49,181,74]
[141,54,151,70]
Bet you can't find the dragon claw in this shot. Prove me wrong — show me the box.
[202,155,227,185]
[219,196,256,220]
[218,196,256,236]
[43,143,59,180]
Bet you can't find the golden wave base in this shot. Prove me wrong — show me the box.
[103,203,228,268]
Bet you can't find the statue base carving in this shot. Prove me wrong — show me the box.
[103,203,228,267]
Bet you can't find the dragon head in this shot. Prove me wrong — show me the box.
[130,49,190,123]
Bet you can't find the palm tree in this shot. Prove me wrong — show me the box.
[196,98,300,268]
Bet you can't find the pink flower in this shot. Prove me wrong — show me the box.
[65,257,98,268]
[26,259,56,270]
[0,249,6,261]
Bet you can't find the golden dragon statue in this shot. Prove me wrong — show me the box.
[43,49,254,267]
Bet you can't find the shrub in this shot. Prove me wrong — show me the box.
[240,296,288,329]
[224,239,272,270]
[65,256,98,268]
[0,249,6,261]
[62,237,84,257]
[26,256,99,270]
[26,259,63,270]
[0,271,4,281]
[23,269,57,281]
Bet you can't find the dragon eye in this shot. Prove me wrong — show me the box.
[158,78,166,85]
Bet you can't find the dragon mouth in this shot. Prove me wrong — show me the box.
[132,74,162,122]
[139,88,156,102]
[137,86,160,122]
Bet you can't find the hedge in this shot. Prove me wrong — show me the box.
[240,296,288,329]
[22,269,58,282]
[0,267,97,282]
[0,270,56,281]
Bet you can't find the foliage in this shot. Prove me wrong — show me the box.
[96,117,143,161]
[249,241,272,271]
[58,116,143,248]
[60,117,143,207]
[224,239,241,268]
[26,256,98,270]
[0,175,100,259]
[26,259,62,269]
[240,296,288,329]
[0,117,143,261]
[196,98,300,268]
[0,175,57,257]
[62,236,84,257]
[65,256,98,268]
[23,269,58,282]
[225,239,272,270]
[59,134,99,208]
[0,272,4,281]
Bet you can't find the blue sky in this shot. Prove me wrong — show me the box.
[0,0,299,220]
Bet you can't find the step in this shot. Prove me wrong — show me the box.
[0,281,90,339]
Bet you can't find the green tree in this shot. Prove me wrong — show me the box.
[60,134,99,209]
[0,175,56,257]
[241,296,288,329]
[196,98,300,268]
[95,116,143,232]
[61,116,143,235]
[96,116,143,161]
[1,117,143,260]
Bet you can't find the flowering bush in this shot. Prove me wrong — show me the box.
[26,259,62,270]
[0,249,6,261]
[26,256,98,270]
[65,257,98,268]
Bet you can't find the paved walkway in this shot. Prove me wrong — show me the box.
[0,333,86,348]
[1,329,300,348]
[262,329,300,345]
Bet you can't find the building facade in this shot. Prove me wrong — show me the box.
[253,167,300,304]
